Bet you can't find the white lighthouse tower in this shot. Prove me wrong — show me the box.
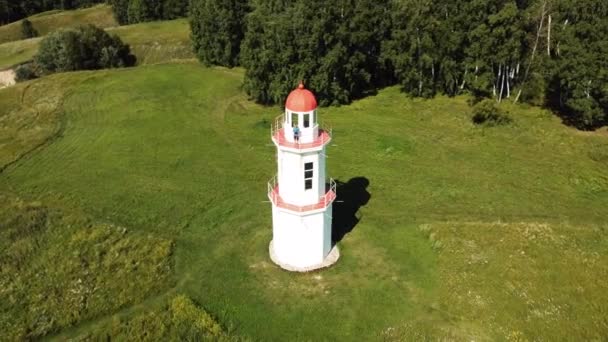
[268,82,339,271]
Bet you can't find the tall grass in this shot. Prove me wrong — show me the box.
[0,193,173,340]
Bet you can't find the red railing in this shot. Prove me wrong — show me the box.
[268,176,337,212]
[271,115,332,149]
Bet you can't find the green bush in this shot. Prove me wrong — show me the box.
[14,63,38,82]
[35,24,135,74]
[471,99,512,126]
[520,72,546,107]
[20,19,38,39]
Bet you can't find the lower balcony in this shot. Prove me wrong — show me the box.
[268,177,336,213]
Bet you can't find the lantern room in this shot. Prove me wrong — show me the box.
[283,82,319,144]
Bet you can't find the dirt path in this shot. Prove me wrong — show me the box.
[0,69,16,88]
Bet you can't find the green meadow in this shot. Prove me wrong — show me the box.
[1,62,607,340]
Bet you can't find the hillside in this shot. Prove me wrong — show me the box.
[0,18,192,70]
[0,62,607,340]
[0,4,116,45]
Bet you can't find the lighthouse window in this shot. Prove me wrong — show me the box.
[303,114,310,128]
[304,162,313,190]
[291,112,298,126]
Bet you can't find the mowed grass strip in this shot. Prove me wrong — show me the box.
[0,4,116,45]
[0,63,607,340]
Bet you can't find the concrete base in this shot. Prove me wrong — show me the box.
[269,240,340,272]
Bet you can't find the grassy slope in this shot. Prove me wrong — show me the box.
[0,74,71,169]
[0,38,41,70]
[108,19,193,65]
[0,18,192,69]
[0,4,116,45]
[1,63,607,340]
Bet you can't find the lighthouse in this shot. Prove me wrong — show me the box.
[268,82,339,271]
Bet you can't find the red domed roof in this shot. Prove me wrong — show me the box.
[285,82,317,112]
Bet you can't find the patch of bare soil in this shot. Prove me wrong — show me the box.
[0,69,16,88]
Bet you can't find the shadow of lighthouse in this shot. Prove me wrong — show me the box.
[330,177,371,244]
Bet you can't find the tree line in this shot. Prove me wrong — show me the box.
[0,0,103,24]
[190,0,608,129]
[107,0,188,25]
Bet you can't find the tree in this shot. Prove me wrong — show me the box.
[108,0,129,24]
[127,0,162,24]
[544,0,608,129]
[240,0,391,106]
[189,0,249,67]
[35,24,135,73]
[383,0,441,98]
[21,18,38,38]
[162,0,188,20]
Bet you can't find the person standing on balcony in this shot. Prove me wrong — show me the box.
[293,124,300,143]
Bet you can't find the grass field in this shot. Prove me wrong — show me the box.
[0,38,41,70]
[0,4,116,45]
[1,62,607,340]
[0,18,192,69]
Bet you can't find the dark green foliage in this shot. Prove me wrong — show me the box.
[35,24,135,73]
[383,0,526,100]
[240,0,391,106]
[543,1,608,129]
[109,0,188,25]
[472,99,512,126]
[0,0,103,24]
[190,0,248,67]
[14,63,38,81]
[127,0,159,24]
[20,18,38,38]
[162,0,188,20]
[107,0,129,24]
[519,72,546,107]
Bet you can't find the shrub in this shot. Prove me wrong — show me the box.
[21,19,38,39]
[471,99,512,126]
[35,24,136,74]
[14,63,38,82]
[520,72,546,107]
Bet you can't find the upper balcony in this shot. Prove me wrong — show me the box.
[271,115,332,151]
[268,176,337,214]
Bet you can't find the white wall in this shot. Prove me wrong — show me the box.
[272,205,332,268]
[278,149,324,205]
